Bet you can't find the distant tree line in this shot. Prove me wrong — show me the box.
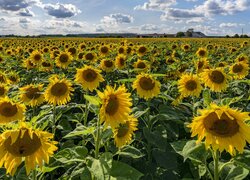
[226,34,249,38]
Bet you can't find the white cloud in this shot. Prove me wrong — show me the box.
[0,0,40,11]
[134,0,176,11]
[100,13,134,26]
[219,22,238,28]
[140,24,159,31]
[43,3,81,18]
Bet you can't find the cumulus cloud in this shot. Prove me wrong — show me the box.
[17,8,34,16]
[0,0,39,11]
[134,0,176,11]
[101,13,134,26]
[140,24,159,31]
[43,3,81,18]
[219,23,238,28]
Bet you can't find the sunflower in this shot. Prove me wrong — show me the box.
[201,68,229,92]
[115,55,127,69]
[99,45,109,56]
[0,97,26,124]
[75,65,104,92]
[55,51,73,69]
[236,54,249,64]
[118,46,126,55]
[137,45,147,57]
[113,116,138,148]
[19,84,44,107]
[30,50,43,65]
[182,44,191,52]
[196,58,209,73]
[23,59,36,70]
[133,59,148,72]
[44,76,73,106]
[132,74,161,100]
[0,72,9,84]
[0,122,58,176]
[84,51,97,62]
[188,103,250,156]
[100,59,115,72]
[218,61,227,68]
[67,47,77,57]
[0,83,8,97]
[229,62,249,79]
[41,61,53,72]
[196,48,207,58]
[98,85,132,128]
[178,73,202,98]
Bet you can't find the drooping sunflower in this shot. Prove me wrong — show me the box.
[75,65,104,92]
[132,74,161,100]
[201,68,229,92]
[19,84,44,107]
[188,103,250,156]
[23,59,36,70]
[178,73,202,98]
[29,50,43,65]
[98,85,132,128]
[196,48,207,58]
[229,61,249,79]
[100,59,115,72]
[0,97,26,124]
[55,51,73,69]
[0,122,58,176]
[44,76,73,106]
[113,115,138,148]
[196,58,209,73]
[115,55,127,69]
[0,83,8,97]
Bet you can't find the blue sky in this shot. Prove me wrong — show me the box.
[0,0,249,36]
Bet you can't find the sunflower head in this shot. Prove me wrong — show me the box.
[201,68,228,92]
[0,97,26,124]
[100,59,115,72]
[0,83,8,97]
[188,103,250,156]
[178,73,202,98]
[30,50,43,64]
[132,74,161,100]
[100,45,109,56]
[0,122,58,176]
[55,51,73,69]
[115,55,127,69]
[84,51,96,62]
[230,62,249,79]
[20,84,44,107]
[44,76,74,105]
[137,45,147,56]
[133,59,148,72]
[113,116,138,148]
[196,48,207,58]
[75,65,104,92]
[98,85,132,128]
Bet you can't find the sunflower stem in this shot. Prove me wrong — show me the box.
[95,116,101,158]
[52,105,56,135]
[32,169,37,180]
[213,150,220,180]
[84,91,89,126]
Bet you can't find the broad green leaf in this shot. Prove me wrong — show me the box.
[84,95,101,106]
[109,161,143,180]
[63,125,95,138]
[116,145,145,159]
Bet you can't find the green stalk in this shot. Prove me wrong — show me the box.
[213,150,219,180]
[52,105,56,135]
[95,116,101,158]
[32,169,37,180]
[84,91,89,126]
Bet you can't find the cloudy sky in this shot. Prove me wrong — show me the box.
[0,0,249,36]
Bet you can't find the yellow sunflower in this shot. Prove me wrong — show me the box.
[84,51,97,62]
[19,84,44,107]
[113,115,138,148]
[41,61,53,72]
[236,54,248,64]
[201,68,229,92]
[0,122,58,176]
[0,97,26,124]
[44,76,74,106]
[133,59,148,72]
[23,59,36,70]
[196,58,209,73]
[196,48,207,58]
[137,45,147,57]
[132,74,161,100]
[99,45,109,56]
[0,72,9,84]
[0,83,8,97]
[115,55,127,70]
[178,73,202,98]
[100,59,115,72]
[188,103,250,156]
[55,51,73,69]
[75,65,104,92]
[229,62,249,79]
[98,85,132,128]
[30,50,43,65]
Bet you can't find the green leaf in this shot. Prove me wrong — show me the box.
[152,149,177,169]
[63,125,95,138]
[116,78,135,83]
[109,161,143,180]
[116,145,145,159]
[202,89,212,107]
[133,108,149,118]
[234,150,250,171]
[84,95,101,106]
[42,166,61,173]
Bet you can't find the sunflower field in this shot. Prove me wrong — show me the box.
[0,37,249,180]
